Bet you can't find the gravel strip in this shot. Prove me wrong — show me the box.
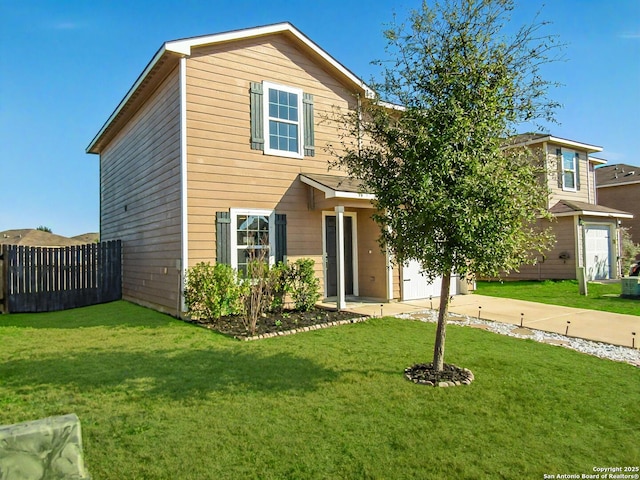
[396,309,640,367]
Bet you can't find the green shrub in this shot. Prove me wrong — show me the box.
[621,228,640,275]
[269,262,289,312]
[184,262,242,320]
[183,257,321,329]
[288,258,320,311]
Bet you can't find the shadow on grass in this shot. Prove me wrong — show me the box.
[0,348,340,398]
[0,301,177,329]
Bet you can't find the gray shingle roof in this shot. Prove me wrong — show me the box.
[595,163,640,187]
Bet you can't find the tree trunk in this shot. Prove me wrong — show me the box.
[432,270,451,372]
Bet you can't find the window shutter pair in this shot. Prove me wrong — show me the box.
[249,81,315,156]
[216,212,287,265]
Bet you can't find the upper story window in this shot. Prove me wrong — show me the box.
[250,81,314,159]
[263,82,303,158]
[562,151,577,190]
[556,148,580,192]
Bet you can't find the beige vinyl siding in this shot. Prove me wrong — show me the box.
[545,144,592,207]
[185,34,357,269]
[506,217,577,280]
[100,67,182,315]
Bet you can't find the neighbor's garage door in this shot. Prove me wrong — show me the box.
[402,260,459,301]
[584,225,611,280]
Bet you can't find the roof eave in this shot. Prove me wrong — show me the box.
[299,174,375,200]
[508,135,603,154]
[552,210,633,219]
[165,22,375,98]
[87,45,166,154]
[597,180,640,188]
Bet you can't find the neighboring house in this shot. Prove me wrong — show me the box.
[595,163,640,245]
[503,134,632,281]
[86,23,462,317]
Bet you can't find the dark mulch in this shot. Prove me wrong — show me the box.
[404,362,474,387]
[188,307,364,339]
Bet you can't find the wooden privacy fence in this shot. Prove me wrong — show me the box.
[0,240,122,313]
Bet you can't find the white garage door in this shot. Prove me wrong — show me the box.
[584,225,611,280]
[402,260,458,301]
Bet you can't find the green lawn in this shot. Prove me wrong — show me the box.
[476,280,640,316]
[1,301,639,479]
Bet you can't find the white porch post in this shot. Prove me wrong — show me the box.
[335,206,346,310]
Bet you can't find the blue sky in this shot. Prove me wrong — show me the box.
[1,0,638,237]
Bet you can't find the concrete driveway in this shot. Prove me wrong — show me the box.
[447,294,639,349]
[339,294,640,348]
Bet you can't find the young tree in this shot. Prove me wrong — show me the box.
[333,0,559,375]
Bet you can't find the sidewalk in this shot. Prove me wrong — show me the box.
[338,294,640,348]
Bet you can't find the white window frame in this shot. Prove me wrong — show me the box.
[262,81,304,159]
[561,148,577,192]
[230,208,275,272]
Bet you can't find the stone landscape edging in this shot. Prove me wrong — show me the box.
[238,316,370,341]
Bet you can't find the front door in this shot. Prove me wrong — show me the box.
[325,215,354,297]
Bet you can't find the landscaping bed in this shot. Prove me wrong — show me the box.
[188,307,365,339]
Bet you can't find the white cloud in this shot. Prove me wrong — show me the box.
[618,32,640,39]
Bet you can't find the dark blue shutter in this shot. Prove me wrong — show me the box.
[275,214,287,263]
[216,212,231,265]
[250,82,264,151]
[303,93,315,157]
[575,152,581,190]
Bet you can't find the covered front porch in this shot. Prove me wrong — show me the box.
[300,173,395,310]
[550,200,633,280]
[300,173,465,310]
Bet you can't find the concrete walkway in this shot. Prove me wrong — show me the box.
[335,294,640,349]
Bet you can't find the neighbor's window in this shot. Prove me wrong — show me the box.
[231,209,274,274]
[263,81,303,158]
[562,150,577,191]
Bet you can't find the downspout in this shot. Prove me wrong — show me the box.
[179,56,189,317]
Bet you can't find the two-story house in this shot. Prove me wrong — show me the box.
[86,23,462,317]
[504,134,632,281]
[595,163,640,246]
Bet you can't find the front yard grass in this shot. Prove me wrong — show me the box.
[1,301,638,479]
[476,280,640,316]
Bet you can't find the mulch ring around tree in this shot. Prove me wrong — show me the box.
[404,363,475,387]
[187,307,367,340]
